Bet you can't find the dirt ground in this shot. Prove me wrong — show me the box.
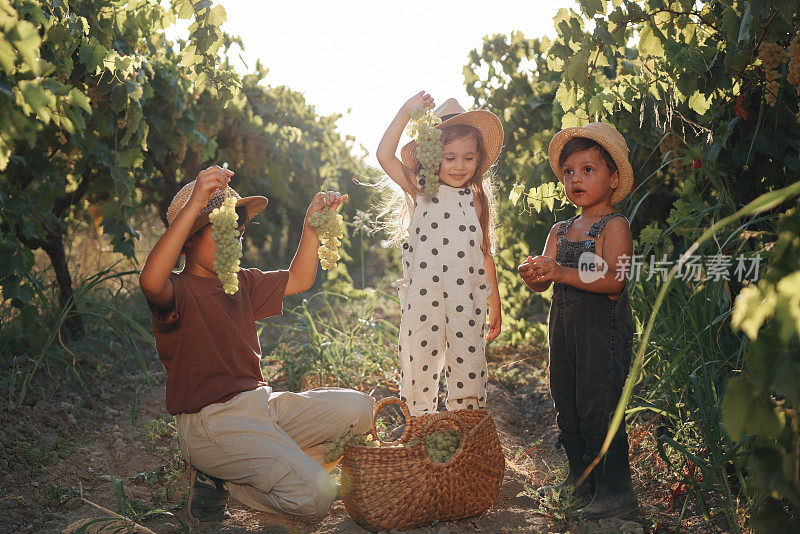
[0,347,722,533]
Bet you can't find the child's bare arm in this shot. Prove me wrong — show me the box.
[484,251,502,340]
[531,217,632,294]
[376,91,433,201]
[518,224,558,292]
[285,191,348,296]
[139,165,233,308]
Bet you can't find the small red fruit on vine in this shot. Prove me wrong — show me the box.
[735,94,749,120]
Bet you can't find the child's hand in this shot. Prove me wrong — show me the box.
[518,256,539,288]
[187,165,234,211]
[528,255,562,284]
[486,305,502,341]
[402,90,435,116]
[305,191,348,222]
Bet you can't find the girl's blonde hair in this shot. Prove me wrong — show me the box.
[373,124,498,254]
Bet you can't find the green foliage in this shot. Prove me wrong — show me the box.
[464,32,568,345]
[171,0,240,103]
[723,205,800,528]
[0,0,236,311]
[467,0,800,530]
[0,0,376,398]
[261,290,399,391]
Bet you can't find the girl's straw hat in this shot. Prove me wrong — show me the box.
[166,179,268,237]
[401,98,504,179]
[548,122,634,205]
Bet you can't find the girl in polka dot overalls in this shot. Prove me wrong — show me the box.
[376,91,503,416]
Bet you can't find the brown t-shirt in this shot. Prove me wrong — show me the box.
[147,268,290,415]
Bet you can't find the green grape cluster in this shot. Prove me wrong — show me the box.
[324,429,380,463]
[759,42,785,107]
[209,192,242,294]
[408,106,443,196]
[307,207,344,270]
[425,429,462,463]
[324,426,462,464]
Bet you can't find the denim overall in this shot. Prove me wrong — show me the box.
[548,212,633,447]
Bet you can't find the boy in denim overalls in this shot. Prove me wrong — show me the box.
[519,123,638,519]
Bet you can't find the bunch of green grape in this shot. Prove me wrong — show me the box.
[324,429,381,463]
[408,106,443,196]
[324,426,462,464]
[759,42,786,107]
[425,429,462,463]
[209,169,242,294]
[307,206,344,270]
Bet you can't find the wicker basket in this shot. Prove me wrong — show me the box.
[340,398,504,532]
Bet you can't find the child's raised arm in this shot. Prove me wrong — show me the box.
[139,165,233,308]
[285,191,348,296]
[376,91,434,201]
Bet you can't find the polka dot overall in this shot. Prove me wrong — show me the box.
[397,184,492,416]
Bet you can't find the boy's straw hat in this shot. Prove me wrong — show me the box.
[400,98,503,179]
[548,122,634,205]
[166,179,268,238]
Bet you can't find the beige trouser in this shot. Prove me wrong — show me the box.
[176,386,374,518]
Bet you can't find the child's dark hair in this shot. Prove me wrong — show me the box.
[559,137,618,174]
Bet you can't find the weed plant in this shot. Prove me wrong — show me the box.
[260,289,400,392]
[1,260,156,405]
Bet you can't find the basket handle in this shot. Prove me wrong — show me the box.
[371,397,411,446]
[418,412,470,466]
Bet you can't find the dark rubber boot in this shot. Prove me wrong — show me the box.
[188,466,231,523]
[578,431,638,519]
[537,432,594,498]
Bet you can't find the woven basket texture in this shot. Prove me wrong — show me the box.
[340,398,504,531]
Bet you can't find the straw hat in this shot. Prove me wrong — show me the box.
[166,179,268,238]
[548,122,634,205]
[400,98,503,179]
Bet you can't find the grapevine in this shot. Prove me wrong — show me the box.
[208,163,242,294]
[758,42,785,107]
[307,205,344,270]
[408,106,443,196]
